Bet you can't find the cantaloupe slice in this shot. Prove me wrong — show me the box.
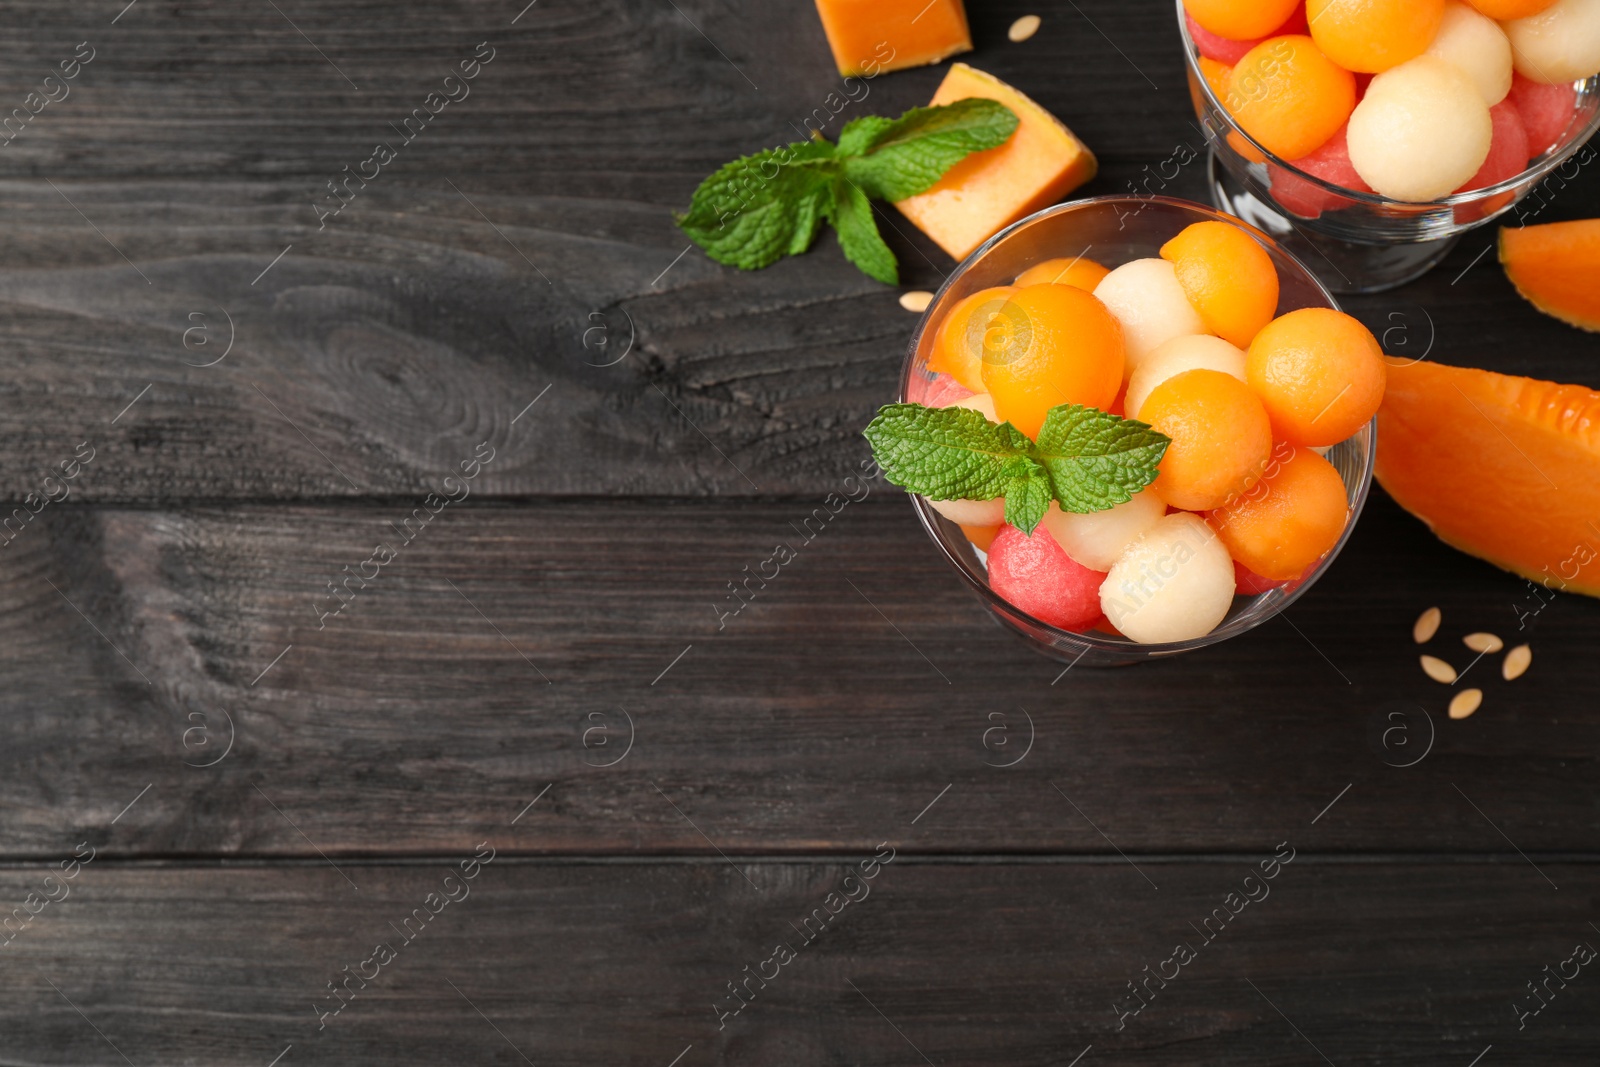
[895,64,1098,262]
[812,0,971,78]
[1500,218,1600,332]
[1376,358,1600,596]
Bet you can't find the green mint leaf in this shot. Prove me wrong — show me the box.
[1002,457,1052,535]
[863,403,1031,503]
[828,180,898,285]
[836,115,893,156]
[675,140,838,271]
[841,99,1020,202]
[1031,405,1171,513]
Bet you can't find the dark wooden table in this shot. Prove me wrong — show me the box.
[2,0,1597,1063]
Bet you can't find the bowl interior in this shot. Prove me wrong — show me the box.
[900,196,1375,664]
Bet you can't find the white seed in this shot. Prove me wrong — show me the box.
[899,290,934,313]
[1420,654,1458,684]
[1463,631,1503,654]
[1009,15,1042,42]
[1413,606,1442,644]
[1449,688,1484,720]
[1503,643,1532,681]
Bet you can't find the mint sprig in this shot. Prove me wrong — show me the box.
[676,100,1020,285]
[863,402,1171,535]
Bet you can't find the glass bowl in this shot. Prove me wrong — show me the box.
[898,195,1374,668]
[1177,0,1600,293]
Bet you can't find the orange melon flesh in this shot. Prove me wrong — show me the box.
[1500,219,1600,333]
[895,64,1099,262]
[1376,359,1600,596]
[812,0,971,78]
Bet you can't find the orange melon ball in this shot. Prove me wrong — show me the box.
[1159,221,1281,348]
[1187,0,1303,41]
[1227,36,1358,160]
[1466,0,1558,16]
[1246,308,1387,447]
[1199,56,1233,104]
[1015,256,1111,290]
[1307,0,1448,73]
[1209,446,1351,580]
[980,284,1125,439]
[1139,369,1273,512]
[929,286,1016,392]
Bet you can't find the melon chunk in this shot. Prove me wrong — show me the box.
[812,0,971,78]
[1500,218,1600,331]
[1376,359,1600,596]
[895,64,1098,261]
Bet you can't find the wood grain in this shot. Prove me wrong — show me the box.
[0,496,1591,857]
[0,1,1590,501]
[0,860,1593,1065]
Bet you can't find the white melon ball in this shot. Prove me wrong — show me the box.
[1100,513,1235,644]
[1092,259,1208,379]
[1125,334,1248,423]
[1426,1,1514,104]
[927,393,1005,526]
[1040,489,1166,572]
[950,392,998,421]
[1507,0,1600,83]
[1347,56,1494,201]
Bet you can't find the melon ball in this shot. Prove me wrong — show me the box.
[1506,0,1600,84]
[1040,489,1167,572]
[1509,70,1580,153]
[1092,259,1209,379]
[1100,513,1236,644]
[1347,56,1494,200]
[927,392,1005,526]
[1425,1,1515,104]
[1126,334,1248,422]
[987,524,1108,632]
[1456,98,1532,190]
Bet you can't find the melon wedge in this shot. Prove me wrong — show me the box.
[1376,359,1600,596]
[1500,219,1600,332]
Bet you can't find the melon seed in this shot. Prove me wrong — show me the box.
[1502,644,1532,681]
[1413,606,1441,644]
[1420,654,1457,684]
[1463,632,1503,654]
[1009,15,1042,42]
[899,290,934,313]
[1449,688,1483,720]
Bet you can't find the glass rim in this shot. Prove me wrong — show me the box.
[1175,0,1600,208]
[897,194,1377,658]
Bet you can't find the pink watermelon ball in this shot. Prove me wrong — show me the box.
[1508,72,1578,159]
[987,524,1107,632]
[919,373,974,408]
[1234,560,1286,596]
[1269,124,1371,218]
[1185,6,1308,65]
[1456,100,1530,193]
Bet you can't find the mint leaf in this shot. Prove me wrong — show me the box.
[863,400,1171,536]
[829,180,898,285]
[1033,405,1170,513]
[842,99,1021,202]
[1002,457,1052,534]
[863,403,1031,503]
[675,140,838,271]
[675,100,1020,283]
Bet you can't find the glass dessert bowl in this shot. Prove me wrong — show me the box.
[1177,0,1600,293]
[897,196,1375,668]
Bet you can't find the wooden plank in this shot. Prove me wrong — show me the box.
[0,859,1594,1064]
[3,497,1594,857]
[0,3,1590,501]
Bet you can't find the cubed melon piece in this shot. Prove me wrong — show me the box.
[812,0,971,78]
[894,64,1098,262]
